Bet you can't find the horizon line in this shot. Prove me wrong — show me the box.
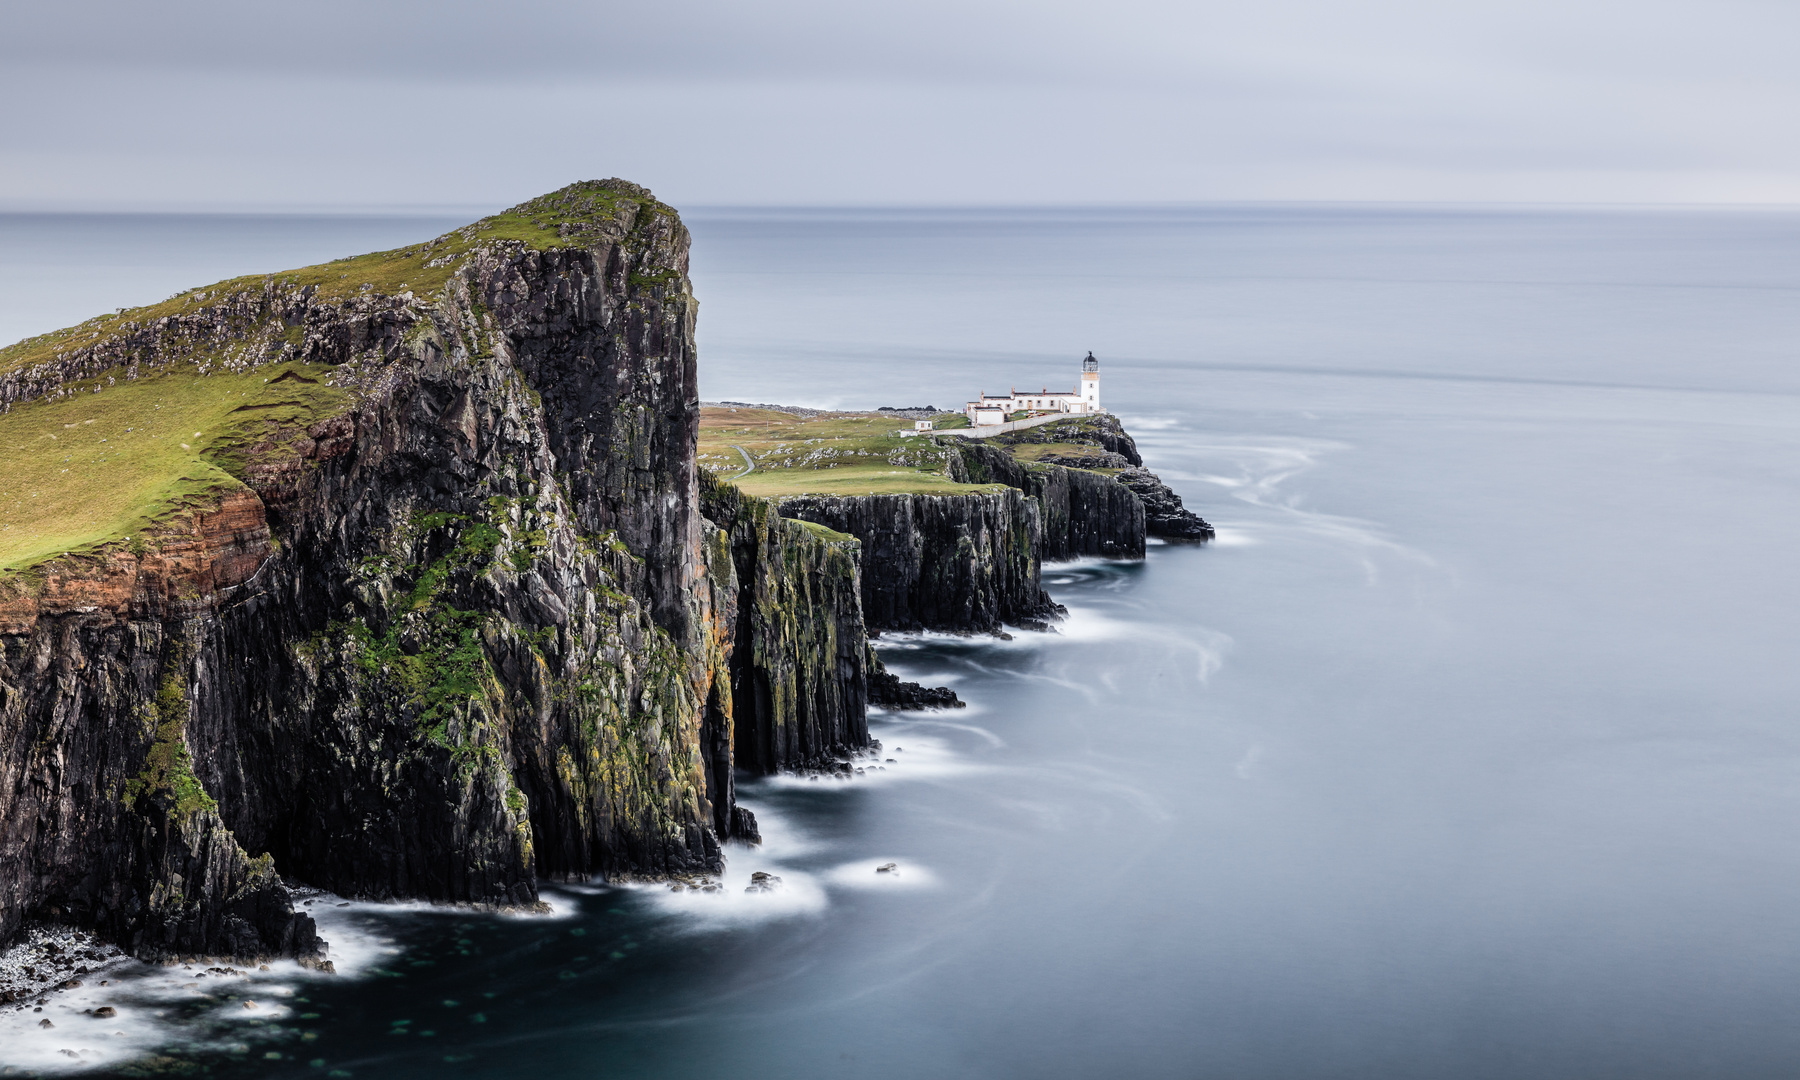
[2,197,1800,218]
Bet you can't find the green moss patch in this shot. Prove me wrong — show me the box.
[124,663,218,818]
[342,513,508,754]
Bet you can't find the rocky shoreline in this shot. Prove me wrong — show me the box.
[0,928,132,1009]
[868,651,966,710]
[0,182,1211,972]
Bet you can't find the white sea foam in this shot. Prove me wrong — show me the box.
[760,728,988,788]
[1206,526,1260,547]
[1174,434,1447,586]
[0,884,570,1073]
[875,720,1003,754]
[633,799,829,926]
[735,796,825,859]
[1055,605,1137,644]
[0,944,357,1073]
[822,860,940,891]
[1041,555,1140,572]
[632,867,830,925]
[0,965,163,1074]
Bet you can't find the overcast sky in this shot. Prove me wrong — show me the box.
[3,0,1797,209]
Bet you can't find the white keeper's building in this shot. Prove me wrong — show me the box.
[964,352,1103,426]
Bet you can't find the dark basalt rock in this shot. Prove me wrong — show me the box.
[946,442,1145,561]
[778,490,1063,634]
[700,472,872,778]
[0,181,738,963]
[867,653,965,710]
[0,180,1212,968]
[1116,467,1215,541]
[729,806,762,845]
[983,414,1211,542]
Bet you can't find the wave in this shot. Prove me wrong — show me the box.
[0,896,406,1074]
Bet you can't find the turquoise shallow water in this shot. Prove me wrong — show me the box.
[3,205,1800,1077]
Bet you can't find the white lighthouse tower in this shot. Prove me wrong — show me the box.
[1079,351,1100,412]
[961,351,1106,424]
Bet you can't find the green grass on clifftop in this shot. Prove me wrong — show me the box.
[0,180,676,383]
[0,362,346,572]
[698,406,1006,498]
[0,179,673,574]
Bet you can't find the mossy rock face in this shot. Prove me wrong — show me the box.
[700,470,872,775]
[0,181,733,961]
[123,655,218,819]
[0,177,1180,963]
[0,178,685,578]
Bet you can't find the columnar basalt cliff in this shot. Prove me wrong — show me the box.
[0,181,754,961]
[699,471,870,776]
[989,415,1214,542]
[0,182,1206,968]
[773,416,1210,634]
[777,490,1062,634]
[947,441,1145,561]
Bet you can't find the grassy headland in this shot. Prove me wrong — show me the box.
[0,180,671,575]
[0,362,346,570]
[0,182,673,384]
[697,406,1138,498]
[698,407,1003,497]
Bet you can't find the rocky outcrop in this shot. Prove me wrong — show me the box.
[0,180,1214,970]
[0,499,324,962]
[988,414,1213,542]
[866,650,964,710]
[993,413,1143,466]
[1116,468,1214,541]
[700,472,871,776]
[947,442,1145,561]
[776,491,1062,634]
[0,181,739,962]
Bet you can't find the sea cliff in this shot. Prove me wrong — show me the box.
[776,490,1061,634]
[0,182,742,962]
[0,181,1206,968]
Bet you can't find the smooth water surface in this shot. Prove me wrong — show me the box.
[2,204,1799,1078]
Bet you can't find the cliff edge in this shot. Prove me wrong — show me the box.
[0,181,765,961]
[0,185,1203,967]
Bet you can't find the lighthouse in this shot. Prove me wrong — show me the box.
[962,352,1107,425]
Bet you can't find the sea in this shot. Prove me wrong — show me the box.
[2,203,1799,1078]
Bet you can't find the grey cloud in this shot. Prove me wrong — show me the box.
[2,0,1798,207]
